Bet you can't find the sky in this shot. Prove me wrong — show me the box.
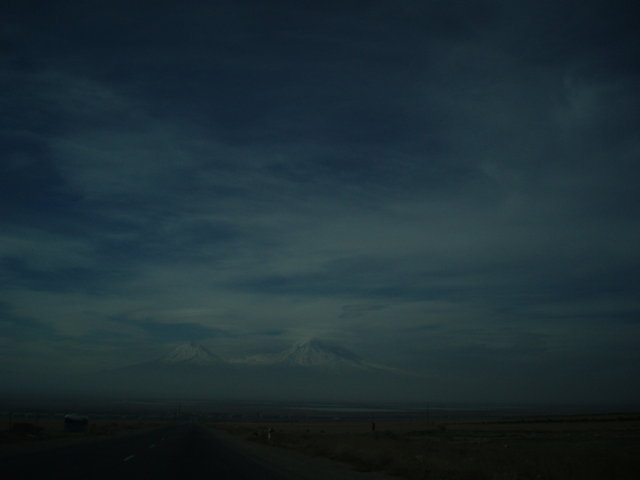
[1,0,639,404]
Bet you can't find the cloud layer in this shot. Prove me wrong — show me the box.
[2,0,639,404]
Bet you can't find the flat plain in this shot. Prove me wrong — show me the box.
[0,417,171,457]
[3,412,639,479]
[213,414,640,479]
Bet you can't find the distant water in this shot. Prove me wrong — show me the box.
[290,406,401,413]
[1,395,637,420]
[280,401,640,419]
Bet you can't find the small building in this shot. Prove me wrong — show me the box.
[64,414,89,433]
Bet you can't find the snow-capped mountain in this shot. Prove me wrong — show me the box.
[231,339,365,369]
[276,340,366,370]
[157,342,225,367]
[94,340,417,401]
[124,340,406,375]
[231,339,404,373]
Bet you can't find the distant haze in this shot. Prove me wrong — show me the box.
[1,0,639,407]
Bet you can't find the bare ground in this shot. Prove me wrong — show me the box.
[0,418,172,456]
[211,415,640,480]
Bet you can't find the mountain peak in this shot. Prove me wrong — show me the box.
[279,339,364,369]
[159,342,224,367]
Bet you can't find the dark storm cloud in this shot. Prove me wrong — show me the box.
[495,0,640,74]
[1,0,639,403]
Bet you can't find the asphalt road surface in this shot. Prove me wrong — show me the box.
[2,424,288,479]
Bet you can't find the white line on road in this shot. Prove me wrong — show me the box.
[123,455,135,462]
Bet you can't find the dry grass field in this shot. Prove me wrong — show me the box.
[0,418,170,447]
[213,415,640,480]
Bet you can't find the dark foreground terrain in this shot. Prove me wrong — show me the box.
[0,420,390,480]
[218,414,640,479]
[1,423,288,480]
[2,413,639,479]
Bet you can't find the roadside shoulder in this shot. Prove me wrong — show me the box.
[206,427,395,480]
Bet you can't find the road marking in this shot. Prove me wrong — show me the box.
[123,455,135,462]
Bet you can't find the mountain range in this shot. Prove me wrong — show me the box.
[156,340,399,372]
[95,340,418,402]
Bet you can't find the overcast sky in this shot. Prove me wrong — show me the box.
[2,0,639,404]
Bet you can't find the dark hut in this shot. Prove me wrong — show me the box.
[64,414,89,433]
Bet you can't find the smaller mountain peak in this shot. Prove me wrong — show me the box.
[159,342,225,366]
[281,339,363,369]
[296,339,362,361]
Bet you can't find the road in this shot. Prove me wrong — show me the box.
[1,424,288,479]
